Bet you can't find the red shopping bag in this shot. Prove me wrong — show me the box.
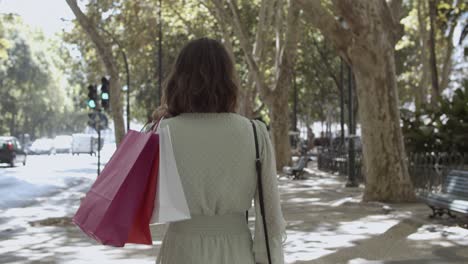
[128,134,159,244]
[73,130,159,247]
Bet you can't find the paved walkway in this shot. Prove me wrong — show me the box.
[1,163,467,263]
[281,165,468,264]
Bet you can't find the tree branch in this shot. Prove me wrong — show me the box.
[311,38,340,90]
[387,0,403,22]
[380,0,404,43]
[295,0,352,56]
[273,0,301,95]
[204,0,236,62]
[274,0,284,77]
[168,4,197,35]
[253,0,269,64]
[65,0,118,77]
[213,0,271,100]
[66,0,125,144]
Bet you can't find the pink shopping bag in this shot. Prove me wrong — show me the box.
[73,130,159,247]
[127,133,159,244]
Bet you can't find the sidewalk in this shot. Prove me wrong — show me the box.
[0,163,467,263]
[281,165,468,264]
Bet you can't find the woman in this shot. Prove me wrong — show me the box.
[153,38,286,264]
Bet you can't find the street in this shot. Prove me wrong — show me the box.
[1,154,467,264]
[0,143,116,211]
[0,143,117,235]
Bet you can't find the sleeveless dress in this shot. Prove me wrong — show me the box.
[155,113,286,264]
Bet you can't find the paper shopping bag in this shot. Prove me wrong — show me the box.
[127,133,159,244]
[73,130,159,247]
[151,125,191,223]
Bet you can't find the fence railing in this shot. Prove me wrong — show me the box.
[408,152,468,192]
[317,147,468,192]
[317,145,364,183]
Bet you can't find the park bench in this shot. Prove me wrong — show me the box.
[284,155,309,180]
[418,170,468,218]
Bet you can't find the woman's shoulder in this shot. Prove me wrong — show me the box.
[161,112,249,124]
[157,113,269,139]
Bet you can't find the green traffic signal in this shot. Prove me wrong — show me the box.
[101,92,109,100]
[88,99,96,108]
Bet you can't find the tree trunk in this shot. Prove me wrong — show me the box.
[269,97,291,170]
[297,0,415,202]
[351,48,415,202]
[268,0,301,169]
[428,0,440,105]
[238,75,256,118]
[439,23,456,91]
[66,0,125,145]
[416,0,429,110]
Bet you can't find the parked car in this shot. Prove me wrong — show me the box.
[72,134,103,155]
[29,138,55,155]
[54,135,72,154]
[0,136,27,167]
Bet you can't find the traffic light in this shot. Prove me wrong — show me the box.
[101,77,110,110]
[87,85,97,109]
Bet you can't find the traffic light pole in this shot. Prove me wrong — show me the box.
[88,107,107,177]
[97,127,101,176]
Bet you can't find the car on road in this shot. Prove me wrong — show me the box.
[72,134,103,155]
[29,138,55,155]
[54,135,72,154]
[0,136,27,167]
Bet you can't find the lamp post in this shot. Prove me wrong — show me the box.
[293,70,298,131]
[346,65,358,187]
[340,58,345,148]
[338,17,358,187]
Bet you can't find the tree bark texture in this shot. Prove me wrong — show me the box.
[297,0,415,202]
[270,97,291,170]
[237,74,256,118]
[428,0,440,105]
[416,0,429,110]
[439,23,456,91]
[267,0,301,169]
[66,0,126,145]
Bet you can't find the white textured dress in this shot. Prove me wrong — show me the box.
[155,113,286,264]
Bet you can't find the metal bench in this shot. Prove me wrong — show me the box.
[418,170,468,218]
[283,155,309,180]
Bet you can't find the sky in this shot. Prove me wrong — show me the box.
[0,0,75,37]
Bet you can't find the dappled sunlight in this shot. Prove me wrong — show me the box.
[407,224,468,246]
[1,156,467,263]
[279,167,468,263]
[0,222,162,263]
[283,213,402,263]
[348,259,385,264]
[336,217,399,236]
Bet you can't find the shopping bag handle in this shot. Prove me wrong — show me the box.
[140,117,164,133]
[149,117,164,133]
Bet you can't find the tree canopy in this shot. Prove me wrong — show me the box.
[0,14,86,139]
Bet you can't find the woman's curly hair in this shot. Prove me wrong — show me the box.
[152,37,239,122]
